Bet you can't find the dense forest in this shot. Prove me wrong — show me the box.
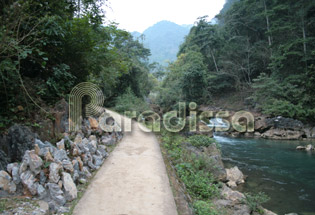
[156,0,315,123]
[0,0,154,129]
[1,0,315,129]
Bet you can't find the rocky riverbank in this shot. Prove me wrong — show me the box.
[219,115,315,141]
[159,129,278,215]
[0,112,123,214]
[183,140,277,215]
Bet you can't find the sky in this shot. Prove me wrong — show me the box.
[105,0,226,33]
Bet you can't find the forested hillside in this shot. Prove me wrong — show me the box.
[157,0,315,123]
[0,0,153,130]
[133,21,192,65]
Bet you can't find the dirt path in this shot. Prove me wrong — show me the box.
[73,110,178,215]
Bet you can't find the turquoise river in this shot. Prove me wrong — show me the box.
[214,135,315,215]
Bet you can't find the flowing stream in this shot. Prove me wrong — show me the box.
[213,135,315,215]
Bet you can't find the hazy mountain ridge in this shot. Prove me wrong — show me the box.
[132,20,192,65]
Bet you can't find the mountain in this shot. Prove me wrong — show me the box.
[133,21,192,65]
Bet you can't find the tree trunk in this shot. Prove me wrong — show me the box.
[210,49,219,73]
[302,17,307,56]
[263,0,272,46]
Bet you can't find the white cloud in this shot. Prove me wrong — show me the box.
[105,0,226,32]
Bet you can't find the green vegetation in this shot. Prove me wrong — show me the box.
[114,88,150,115]
[0,0,151,130]
[156,0,315,122]
[193,200,218,215]
[0,197,39,213]
[242,192,270,214]
[160,130,220,215]
[187,135,214,148]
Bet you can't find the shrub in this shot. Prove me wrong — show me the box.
[193,200,218,215]
[242,192,270,214]
[114,88,150,115]
[187,135,214,148]
[176,162,219,199]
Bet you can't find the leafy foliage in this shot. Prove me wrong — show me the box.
[193,200,219,215]
[0,0,151,129]
[187,135,214,148]
[242,192,270,214]
[160,130,220,213]
[114,88,150,115]
[157,0,315,122]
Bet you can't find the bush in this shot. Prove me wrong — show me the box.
[187,135,214,148]
[193,200,218,215]
[114,88,150,115]
[242,192,270,214]
[176,162,219,199]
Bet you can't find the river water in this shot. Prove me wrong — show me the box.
[213,135,315,215]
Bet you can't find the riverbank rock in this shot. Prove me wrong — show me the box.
[214,184,250,215]
[261,128,303,140]
[296,144,314,151]
[266,116,303,130]
[183,142,227,182]
[255,116,268,132]
[226,166,245,188]
[204,143,227,181]
[262,208,278,215]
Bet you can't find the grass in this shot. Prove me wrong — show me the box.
[0,197,39,213]
[158,128,221,215]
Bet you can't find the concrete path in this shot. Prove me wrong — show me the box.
[73,110,178,215]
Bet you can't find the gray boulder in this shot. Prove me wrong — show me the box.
[221,184,245,203]
[7,162,18,174]
[226,166,245,188]
[53,149,69,162]
[93,155,103,167]
[20,170,37,195]
[0,170,16,193]
[306,144,313,151]
[27,150,43,175]
[101,135,115,145]
[39,170,47,185]
[7,124,36,163]
[56,139,65,150]
[87,140,98,154]
[37,184,47,199]
[49,162,63,183]
[12,166,20,184]
[97,145,108,158]
[62,160,74,173]
[46,183,66,205]
[62,172,77,201]
[0,149,10,171]
[266,116,303,130]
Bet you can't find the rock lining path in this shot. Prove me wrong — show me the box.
[73,110,178,215]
